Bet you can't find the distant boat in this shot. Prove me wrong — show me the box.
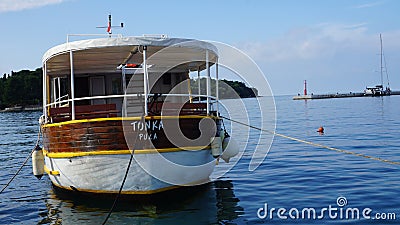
[1,105,42,112]
[2,105,23,112]
[364,34,391,96]
[364,85,387,96]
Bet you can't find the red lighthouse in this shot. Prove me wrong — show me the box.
[304,80,307,95]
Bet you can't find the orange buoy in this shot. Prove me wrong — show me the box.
[126,63,137,68]
[317,126,324,133]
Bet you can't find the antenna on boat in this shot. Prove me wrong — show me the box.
[96,14,124,35]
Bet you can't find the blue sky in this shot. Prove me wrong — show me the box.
[1,0,400,95]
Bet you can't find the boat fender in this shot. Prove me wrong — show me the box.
[38,115,45,125]
[32,145,44,179]
[211,137,223,158]
[221,136,239,163]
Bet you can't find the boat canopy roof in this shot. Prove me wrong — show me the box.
[43,36,218,75]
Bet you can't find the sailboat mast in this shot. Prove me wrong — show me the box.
[380,33,383,88]
[382,35,391,90]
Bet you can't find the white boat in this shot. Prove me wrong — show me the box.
[364,85,386,96]
[2,105,23,112]
[34,34,238,196]
[364,34,391,96]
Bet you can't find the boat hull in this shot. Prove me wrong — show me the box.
[42,116,219,194]
[44,150,216,194]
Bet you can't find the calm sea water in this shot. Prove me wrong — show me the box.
[1,96,399,224]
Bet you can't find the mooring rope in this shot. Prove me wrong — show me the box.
[221,116,400,166]
[101,116,144,225]
[101,153,134,225]
[0,127,41,194]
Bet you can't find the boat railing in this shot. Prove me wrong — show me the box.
[45,93,217,123]
[54,94,69,107]
[47,93,216,108]
[49,103,118,122]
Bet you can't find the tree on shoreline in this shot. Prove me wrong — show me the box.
[190,78,258,99]
[0,68,42,108]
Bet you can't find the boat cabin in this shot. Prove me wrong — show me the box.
[42,36,220,123]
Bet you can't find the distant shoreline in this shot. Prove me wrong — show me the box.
[0,105,42,113]
[293,90,400,100]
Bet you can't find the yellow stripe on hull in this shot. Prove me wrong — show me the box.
[43,146,210,158]
[43,165,60,176]
[42,115,218,128]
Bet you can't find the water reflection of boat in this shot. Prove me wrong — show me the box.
[38,180,244,224]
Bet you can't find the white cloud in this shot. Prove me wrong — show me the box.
[240,23,377,63]
[352,1,385,9]
[0,0,64,13]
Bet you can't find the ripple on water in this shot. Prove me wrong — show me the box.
[1,98,400,224]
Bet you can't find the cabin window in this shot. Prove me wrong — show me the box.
[90,76,106,105]
[75,77,90,105]
[50,76,69,106]
[163,73,171,85]
[111,77,122,95]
